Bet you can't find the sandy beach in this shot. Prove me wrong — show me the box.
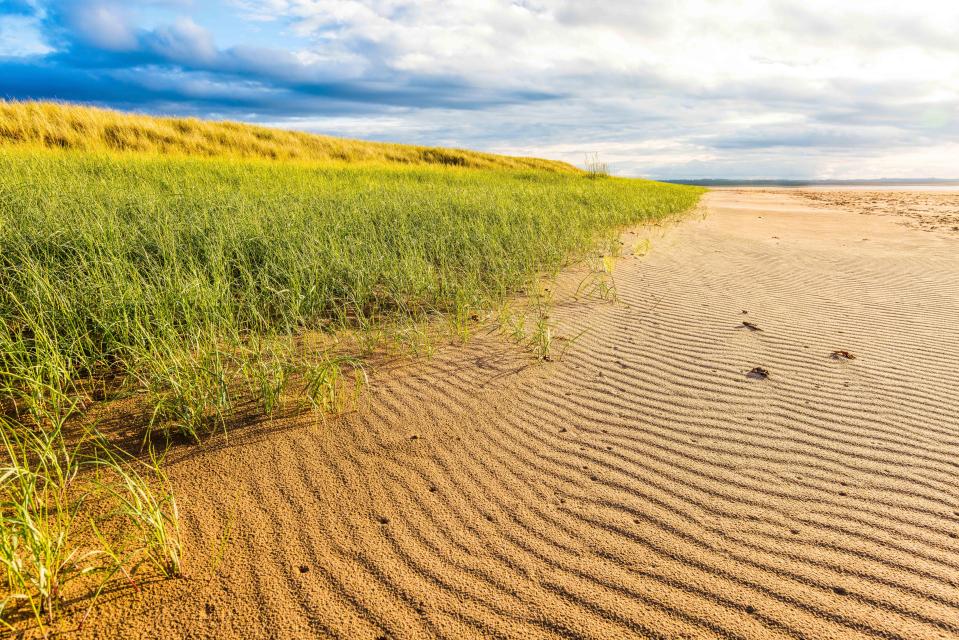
[795,189,959,236]
[75,189,959,639]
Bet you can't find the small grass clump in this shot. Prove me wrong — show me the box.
[0,102,704,630]
[585,152,609,177]
[304,355,368,415]
[577,254,620,303]
[0,418,88,627]
[134,339,231,444]
[93,449,181,578]
[0,418,178,632]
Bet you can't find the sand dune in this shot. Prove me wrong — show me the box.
[78,189,959,639]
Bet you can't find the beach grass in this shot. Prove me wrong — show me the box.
[0,148,702,429]
[0,102,704,628]
[0,101,576,172]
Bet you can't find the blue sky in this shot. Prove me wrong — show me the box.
[1,0,958,179]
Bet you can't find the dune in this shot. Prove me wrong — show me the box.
[74,189,959,638]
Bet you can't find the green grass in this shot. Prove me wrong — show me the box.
[0,149,701,424]
[0,113,703,629]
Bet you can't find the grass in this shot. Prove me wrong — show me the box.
[304,355,368,415]
[576,254,620,303]
[0,417,87,627]
[0,417,178,631]
[0,146,701,428]
[0,102,704,630]
[585,152,610,177]
[0,101,576,173]
[95,451,181,578]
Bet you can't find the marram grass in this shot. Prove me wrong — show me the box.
[0,148,702,417]
[0,103,704,629]
[0,100,577,172]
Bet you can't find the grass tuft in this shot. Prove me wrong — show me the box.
[304,355,368,415]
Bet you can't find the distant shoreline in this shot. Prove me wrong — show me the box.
[660,178,959,187]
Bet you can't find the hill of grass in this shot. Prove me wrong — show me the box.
[0,101,577,172]
[0,103,703,631]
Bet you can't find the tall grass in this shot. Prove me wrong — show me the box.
[0,105,703,629]
[0,101,577,173]
[0,149,701,426]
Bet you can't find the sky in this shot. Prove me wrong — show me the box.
[1,0,958,179]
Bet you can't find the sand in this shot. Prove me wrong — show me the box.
[794,188,959,235]
[71,189,959,639]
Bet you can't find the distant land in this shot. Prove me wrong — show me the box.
[660,178,959,187]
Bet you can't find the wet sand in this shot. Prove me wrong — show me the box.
[75,189,959,639]
[794,188,959,235]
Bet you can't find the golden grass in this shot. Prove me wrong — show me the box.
[0,101,578,172]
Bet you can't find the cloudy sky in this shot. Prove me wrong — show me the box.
[1,0,958,178]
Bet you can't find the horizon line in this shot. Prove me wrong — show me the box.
[656,178,959,185]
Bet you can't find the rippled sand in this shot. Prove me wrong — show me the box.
[75,189,959,639]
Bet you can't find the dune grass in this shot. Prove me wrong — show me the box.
[0,149,702,430]
[0,103,704,629]
[0,101,577,172]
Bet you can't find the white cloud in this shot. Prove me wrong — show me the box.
[63,1,139,51]
[15,0,957,178]
[146,17,218,64]
[0,14,52,57]
[224,0,959,177]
